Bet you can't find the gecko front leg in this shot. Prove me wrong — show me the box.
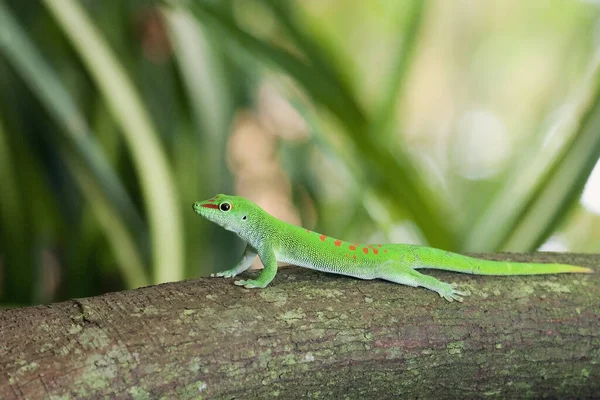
[234,244,277,288]
[211,244,257,278]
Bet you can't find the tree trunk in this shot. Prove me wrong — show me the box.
[0,252,598,399]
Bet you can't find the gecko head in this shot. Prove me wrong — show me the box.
[193,194,259,235]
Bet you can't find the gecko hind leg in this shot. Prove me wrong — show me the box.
[378,264,470,302]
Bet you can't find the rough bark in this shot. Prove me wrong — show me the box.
[0,252,598,399]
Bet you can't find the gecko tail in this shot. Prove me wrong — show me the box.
[412,248,594,275]
[468,262,594,276]
[556,265,594,274]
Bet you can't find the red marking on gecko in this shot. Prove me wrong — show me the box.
[353,255,357,260]
[362,247,369,255]
[349,245,356,251]
[373,249,379,255]
[319,235,327,242]
[207,199,216,202]
[334,240,342,247]
[384,249,388,253]
[306,229,311,233]
[201,203,219,209]
[377,244,382,247]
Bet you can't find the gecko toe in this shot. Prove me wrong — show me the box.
[439,284,470,302]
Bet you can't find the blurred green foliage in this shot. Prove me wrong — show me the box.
[0,0,599,306]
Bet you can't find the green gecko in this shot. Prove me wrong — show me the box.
[193,194,593,302]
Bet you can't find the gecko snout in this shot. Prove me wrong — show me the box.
[192,201,202,214]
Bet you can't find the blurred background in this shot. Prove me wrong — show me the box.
[1,0,600,307]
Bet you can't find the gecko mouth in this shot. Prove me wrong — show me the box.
[193,201,217,215]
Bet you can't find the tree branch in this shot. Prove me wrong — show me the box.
[1,252,598,399]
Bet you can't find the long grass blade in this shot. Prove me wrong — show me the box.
[501,57,600,251]
[463,51,600,251]
[65,151,149,288]
[371,0,428,142]
[263,0,358,112]
[43,0,184,283]
[0,117,31,301]
[0,0,142,233]
[162,7,236,276]
[0,1,150,288]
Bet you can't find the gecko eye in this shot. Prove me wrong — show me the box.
[242,215,247,221]
[219,202,231,212]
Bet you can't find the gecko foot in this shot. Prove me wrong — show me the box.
[234,279,267,289]
[211,269,239,278]
[439,283,471,302]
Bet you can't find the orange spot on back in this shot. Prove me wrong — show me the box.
[384,249,388,253]
[353,255,357,260]
[334,240,342,247]
[362,247,369,255]
[349,245,356,251]
[377,244,382,247]
[373,249,379,255]
[306,229,310,233]
[319,235,326,242]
